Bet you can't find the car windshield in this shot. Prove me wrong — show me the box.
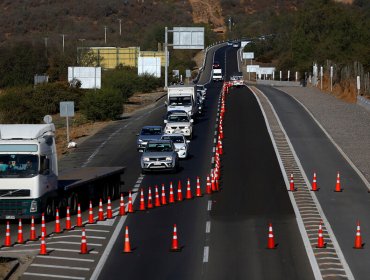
[145,143,173,152]
[0,154,39,178]
[141,128,162,135]
[162,136,184,143]
[168,114,189,122]
[169,96,192,106]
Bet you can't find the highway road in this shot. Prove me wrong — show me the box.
[2,43,370,280]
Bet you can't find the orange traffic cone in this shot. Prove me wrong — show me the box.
[312,172,318,191]
[17,219,24,244]
[119,193,126,216]
[170,224,181,252]
[123,226,132,253]
[218,140,223,155]
[154,185,161,207]
[169,182,175,203]
[65,207,72,230]
[354,221,363,249]
[139,188,146,211]
[334,172,343,192]
[267,223,276,249]
[88,201,95,224]
[39,232,48,255]
[55,208,61,233]
[128,191,134,213]
[196,176,202,197]
[107,197,113,219]
[161,184,167,205]
[147,187,153,209]
[316,222,326,248]
[4,221,11,247]
[41,213,47,236]
[206,175,212,194]
[30,216,37,241]
[211,172,216,192]
[186,178,193,199]
[289,174,295,191]
[76,203,83,227]
[177,181,183,201]
[98,199,104,221]
[80,228,88,254]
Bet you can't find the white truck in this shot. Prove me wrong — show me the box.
[0,119,124,219]
[212,68,223,81]
[166,85,199,117]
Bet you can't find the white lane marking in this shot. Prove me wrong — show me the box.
[205,221,211,233]
[207,200,212,211]
[49,235,106,240]
[31,264,90,271]
[44,241,102,246]
[2,247,98,254]
[214,131,217,136]
[211,157,215,164]
[74,229,110,233]
[212,147,215,153]
[23,272,85,280]
[94,219,116,226]
[90,176,141,280]
[36,255,94,262]
[203,246,209,263]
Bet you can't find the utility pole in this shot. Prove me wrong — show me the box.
[44,37,48,58]
[104,26,107,44]
[78,38,85,65]
[118,19,122,36]
[60,34,66,53]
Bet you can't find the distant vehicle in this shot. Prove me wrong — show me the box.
[233,42,239,48]
[140,140,179,173]
[166,85,198,117]
[227,41,233,46]
[164,110,194,139]
[137,126,163,152]
[230,72,244,87]
[161,134,190,159]
[212,68,223,82]
[196,85,207,98]
[213,61,220,68]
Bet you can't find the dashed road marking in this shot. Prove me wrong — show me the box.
[205,221,211,233]
[207,200,212,211]
[203,246,209,263]
[36,255,95,262]
[31,263,90,271]
[23,272,85,280]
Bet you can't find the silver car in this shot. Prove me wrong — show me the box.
[161,134,190,159]
[140,140,179,173]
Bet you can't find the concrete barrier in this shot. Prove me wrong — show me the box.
[357,95,370,111]
[256,80,302,87]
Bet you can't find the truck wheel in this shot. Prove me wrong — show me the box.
[45,199,56,220]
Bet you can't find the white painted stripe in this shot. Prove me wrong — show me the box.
[203,246,209,263]
[205,221,211,233]
[31,264,90,271]
[36,255,94,262]
[74,229,110,233]
[49,235,106,240]
[207,200,212,211]
[45,241,102,246]
[23,272,85,280]
[211,157,215,164]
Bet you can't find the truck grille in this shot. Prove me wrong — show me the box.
[0,189,30,197]
[0,200,29,216]
[149,157,167,161]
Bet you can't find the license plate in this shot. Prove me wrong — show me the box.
[6,215,15,219]
[153,162,161,166]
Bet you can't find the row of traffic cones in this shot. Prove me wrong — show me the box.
[266,221,365,250]
[288,171,344,192]
[3,194,126,247]
[122,224,181,253]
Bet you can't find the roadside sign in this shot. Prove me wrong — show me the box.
[60,102,75,117]
[243,52,254,59]
[185,69,191,78]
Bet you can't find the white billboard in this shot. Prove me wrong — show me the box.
[68,67,101,89]
[247,65,260,73]
[173,27,204,49]
[257,67,276,75]
[243,52,254,59]
[138,57,161,78]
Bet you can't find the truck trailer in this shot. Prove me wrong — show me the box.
[166,85,199,117]
[0,120,124,219]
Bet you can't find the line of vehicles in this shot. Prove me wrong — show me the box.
[137,84,207,174]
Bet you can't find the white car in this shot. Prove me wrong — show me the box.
[164,111,194,139]
[161,134,190,159]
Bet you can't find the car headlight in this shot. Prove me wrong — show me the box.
[180,146,186,150]
[30,200,38,213]
[138,139,143,143]
[143,157,150,162]
[166,156,172,161]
